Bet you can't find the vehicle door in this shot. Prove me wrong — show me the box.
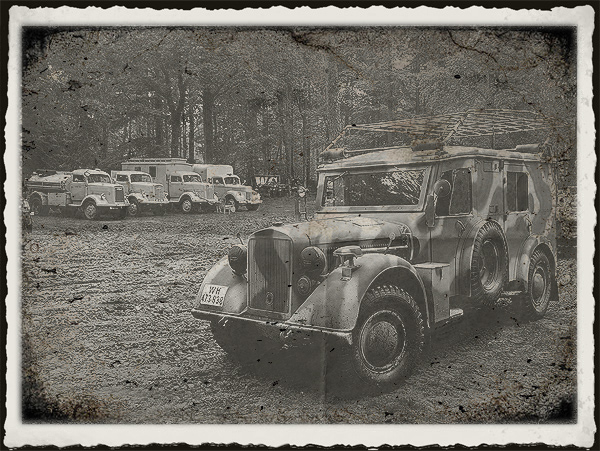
[430,161,474,294]
[115,174,130,195]
[503,162,532,280]
[212,176,226,199]
[70,173,86,202]
[169,175,184,199]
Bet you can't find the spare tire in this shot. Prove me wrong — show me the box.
[470,221,508,306]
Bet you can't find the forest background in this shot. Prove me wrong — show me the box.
[21,27,576,189]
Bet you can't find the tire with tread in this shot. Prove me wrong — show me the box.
[30,196,49,216]
[470,221,508,306]
[128,198,141,217]
[519,248,555,319]
[82,200,98,220]
[225,197,238,213]
[180,197,193,214]
[345,285,425,387]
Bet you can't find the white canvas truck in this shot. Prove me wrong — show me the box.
[111,170,170,217]
[192,164,262,212]
[26,168,129,220]
[121,158,218,213]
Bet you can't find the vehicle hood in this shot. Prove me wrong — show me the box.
[227,185,252,193]
[257,216,409,247]
[185,182,211,191]
[88,183,120,194]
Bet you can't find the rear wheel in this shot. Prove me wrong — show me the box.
[30,197,48,216]
[519,249,555,319]
[82,201,98,220]
[180,198,193,214]
[348,285,424,387]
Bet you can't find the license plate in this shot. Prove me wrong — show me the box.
[199,284,228,307]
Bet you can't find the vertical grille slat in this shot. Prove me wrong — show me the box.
[248,236,291,314]
[115,187,124,202]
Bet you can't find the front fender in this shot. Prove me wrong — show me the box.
[128,193,146,203]
[288,253,427,332]
[83,194,110,206]
[227,190,245,200]
[182,192,203,203]
[194,257,247,314]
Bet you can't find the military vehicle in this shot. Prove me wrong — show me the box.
[121,158,218,213]
[111,170,170,217]
[192,164,262,212]
[191,110,560,387]
[26,169,129,220]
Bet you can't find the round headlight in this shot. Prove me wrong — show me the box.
[228,244,247,275]
[300,246,327,276]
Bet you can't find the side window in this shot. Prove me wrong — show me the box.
[507,172,529,212]
[171,175,182,183]
[213,177,224,185]
[116,174,129,182]
[435,168,472,216]
[72,174,85,182]
[148,166,157,178]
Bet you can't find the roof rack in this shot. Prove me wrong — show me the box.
[320,109,561,161]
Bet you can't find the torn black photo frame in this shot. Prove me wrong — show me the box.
[4,3,595,448]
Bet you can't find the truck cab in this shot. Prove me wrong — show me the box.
[192,164,262,212]
[27,168,129,220]
[190,110,559,388]
[121,158,217,213]
[112,170,170,216]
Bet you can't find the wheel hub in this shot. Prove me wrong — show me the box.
[360,311,406,371]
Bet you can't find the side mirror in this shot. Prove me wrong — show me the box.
[433,179,451,198]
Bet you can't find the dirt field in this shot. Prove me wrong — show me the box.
[21,197,576,424]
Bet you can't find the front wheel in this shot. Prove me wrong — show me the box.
[30,197,49,216]
[225,197,238,213]
[247,204,260,211]
[349,285,425,387]
[82,201,98,220]
[519,249,555,319]
[128,199,141,217]
[180,198,193,214]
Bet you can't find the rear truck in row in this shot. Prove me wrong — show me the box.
[121,158,218,213]
[111,170,170,217]
[192,164,262,212]
[191,109,559,389]
[26,169,129,220]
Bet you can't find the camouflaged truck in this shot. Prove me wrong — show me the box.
[192,110,559,387]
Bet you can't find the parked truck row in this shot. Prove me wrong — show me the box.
[25,159,262,220]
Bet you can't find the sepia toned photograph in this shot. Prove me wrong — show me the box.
[5,4,595,448]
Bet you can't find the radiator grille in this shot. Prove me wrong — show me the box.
[248,236,292,313]
[115,187,124,202]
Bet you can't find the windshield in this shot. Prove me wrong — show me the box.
[87,174,111,184]
[183,174,202,183]
[130,174,152,183]
[224,176,240,185]
[322,168,426,207]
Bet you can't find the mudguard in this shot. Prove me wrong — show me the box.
[195,257,248,314]
[182,191,208,204]
[288,253,429,331]
[128,193,146,203]
[82,194,112,206]
[227,190,246,202]
[515,235,556,286]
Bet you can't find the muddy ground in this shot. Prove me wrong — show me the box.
[21,197,576,424]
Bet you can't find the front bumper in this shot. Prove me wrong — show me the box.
[191,308,352,345]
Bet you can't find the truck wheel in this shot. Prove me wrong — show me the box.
[470,221,508,306]
[180,198,193,214]
[30,197,48,216]
[519,249,555,319]
[128,199,141,217]
[210,319,279,364]
[82,201,98,220]
[350,285,424,387]
[153,206,166,216]
[247,204,260,211]
[225,197,238,213]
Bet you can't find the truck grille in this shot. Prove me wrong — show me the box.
[115,187,124,202]
[248,236,292,314]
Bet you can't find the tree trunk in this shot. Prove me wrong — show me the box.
[188,104,195,163]
[202,87,215,163]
